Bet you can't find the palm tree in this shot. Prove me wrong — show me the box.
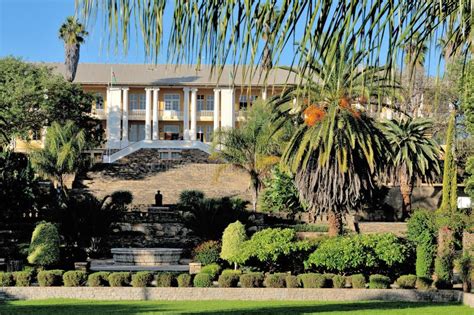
[381,118,441,220]
[59,16,88,82]
[30,121,87,198]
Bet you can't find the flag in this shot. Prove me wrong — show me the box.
[110,67,117,86]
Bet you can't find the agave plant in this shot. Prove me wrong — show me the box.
[59,16,88,82]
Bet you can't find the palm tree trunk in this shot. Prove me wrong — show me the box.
[327,209,343,237]
[250,172,259,212]
[399,167,413,221]
[65,43,80,82]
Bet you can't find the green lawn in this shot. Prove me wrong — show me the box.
[0,299,471,314]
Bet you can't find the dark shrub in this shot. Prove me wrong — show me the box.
[285,275,300,288]
[37,270,64,286]
[264,273,287,288]
[416,276,433,290]
[200,263,221,280]
[351,274,366,288]
[369,274,391,289]
[88,272,110,287]
[240,272,264,288]
[108,272,131,287]
[218,273,239,288]
[193,241,221,265]
[333,275,346,288]
[13,271,33,286]
[0,272,14,286]
[396,275,417,289]
[298,273,327,288]
[63,271,87,287]
[193,273,213,287]
[323,273,335,288]
[177,273,193,287]
[131,272,154,287]
[433,279,453,289]
[156,273,176,287]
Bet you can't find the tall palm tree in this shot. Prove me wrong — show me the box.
[381,118,441,220]
[59,16,88,82]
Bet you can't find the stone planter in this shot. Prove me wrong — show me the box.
[111,248,183,266]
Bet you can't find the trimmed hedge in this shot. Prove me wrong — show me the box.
[13,271,33,287]
[193,273,213,287]
[240,272,264,288]
[264,273,287,288]
[369,274,391,289]
[88,272,110,287]
[333,275,346,288]
[218,273,239,288]
[396,274,417,289]
[416,276,433,290]
[37,270,64,287]
[131,272,154,287]
[177,273,193,287]
[200,263,221,280]
[156,273,176,287]
[0,272,14,286]
[108,272,131,287]
[63,271,87,287]
[298,273,327,288]
[221,269,242,276]
[351,274,366,288]
[285,275,300,288]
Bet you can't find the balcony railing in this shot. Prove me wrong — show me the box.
[160,110,182,120]
[91,108,106,119]
[197,110,214,120]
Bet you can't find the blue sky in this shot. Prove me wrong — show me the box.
[1,0,443,76]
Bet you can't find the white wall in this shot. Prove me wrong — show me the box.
[220,88,235,129]
[106,88,122,149]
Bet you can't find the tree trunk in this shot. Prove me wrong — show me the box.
[65,44,80,82]
[327,209,343,237]
[250,173,259,212]
[399,167,413,221]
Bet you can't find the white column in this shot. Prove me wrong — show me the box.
[152,88,160,140]
[183,88,190,140]
[213,89,220,131]
[121,88,129,145]
[190,88,198,140]
[145,88,152,140]
[106,87,123,149]
[220,88,235,129]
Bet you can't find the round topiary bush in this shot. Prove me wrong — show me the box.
[177,273,193,287]
[240,272,264,288]
[156,273,176,287]
[416,276,433,290]
[263,273,287,288]
[396,274,417,289]
[369,274,391,289]
[131,272,154,287]
[218,273,239,288]
[37,270,64,287]
[193,273,213,287]
[297,273,327,288]
[27,221,60,269]
[63,271,88,287]
[0,272,14,286]
[200,263,221,280]
[285,275,300,288]
[108,272,131,287]
[193,241,221,265]
[220,221,248,268]
[332,275,346,288]
[88,272,110,287]
[351,274,366,289]
[13,271,33,287]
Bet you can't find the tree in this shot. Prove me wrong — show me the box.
[381,118,441,220]
[220,221,248,270]
[27,221,60,268]
[30,121,87,198]
[59,16,88,82]
[464,61,474,199]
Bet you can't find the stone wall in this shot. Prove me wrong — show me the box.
[0,287,464,303]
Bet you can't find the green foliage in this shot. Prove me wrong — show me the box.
[221,269,242,276]
[177,274,192,287]
[63,271,87,287]
[305,233,413,278]
[263,273,287,288]
[332,275,346,288]
[0,272,14,286]
[220,221,248,267]
[193,273,213,287]
[241,228,296,265]
[416,276,433,290]
[239,272,264,288]
[178,190,205,208]
[87,272,110,287]
[37,270,64,287]
[297,273,328,288]
[27,221,60,268]
[351,274,366,288]
[395,275,417,289]
[13,271,33,287]
[407,209,437,277]
[369,274,391,289]
[463,61,474,199]
[193,241,221,265]
[131,272,154,287]
[434,255,454,289]
[285,275,300,288]
[155,273,176,287]
[108,272,131,287]
[200,263,221,280]
[455,254,472,284]
[290,224,328,233]
[217,273,239,288]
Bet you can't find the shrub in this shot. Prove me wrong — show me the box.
[131,272,154,287]
[13,271,33,286]
[200,263,221,280]
[433,278,453,289]
[27,221,60,268]
[0,272,14,286]
[221,269,242,276]
[434,255,453,289]
[240,272,264,288]
[333,275,346,288]
[369,274,391,289]
[396,275,417,289]
[37,270,64,287]
[108,272,131,287]
[264,273,287,288]
[218,273,239,288]
[298,273,327,288]
[260,166,303,213]
[193,273,213,287]
[351,274,366,288]
[156,273,176,287]
[220,221,248,268]
[177,273,193,287]
[193,241,221,265]
[416,276,433,290]
[63,271,87,287]
[323,273,335,288]
[285,275,300,288]
[407,209,437,277]
[88,272,110,287]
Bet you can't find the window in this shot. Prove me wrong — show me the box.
[163,125,179,133]
[129,94,146,110]
[95,93,104,110]
[197,95,205,111]
[206,95,214,111]
[31,129,42,141]
[164,94,180,111]
[239,95,257,110]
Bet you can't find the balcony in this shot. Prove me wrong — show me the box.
[129,109,146,120]
[197,110,214,121]
[160,110,182,120]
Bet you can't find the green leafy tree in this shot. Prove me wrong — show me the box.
[59,16,88,82]
[381,118,441,220]
[220,221,248,269]
[27,221,60,268]
[464,61,474,199]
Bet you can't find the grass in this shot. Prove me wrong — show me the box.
[0,299,471,314]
